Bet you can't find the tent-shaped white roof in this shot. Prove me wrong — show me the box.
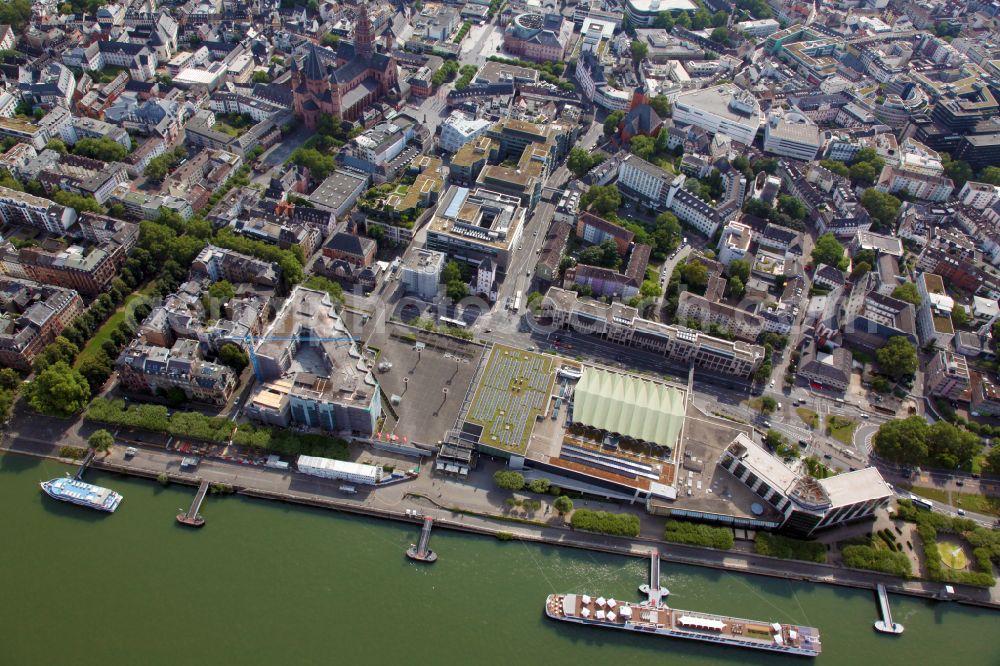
[571,368,685,448]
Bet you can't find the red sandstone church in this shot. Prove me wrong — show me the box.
[291,2,400,127]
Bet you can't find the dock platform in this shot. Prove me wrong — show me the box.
[406,516,438,563]
[638,550,668,607]
[75,450,95,480]
[176,480,210,527]
[874,584,904,634]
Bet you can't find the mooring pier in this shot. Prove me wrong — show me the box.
[406,516,438,562]
[176,479,210,527]
[638,550,668,607]
[874,583,904,634]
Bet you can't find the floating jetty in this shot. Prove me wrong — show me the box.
[176,479,210,527]
[406,516,438,563]
[873,584,904,635]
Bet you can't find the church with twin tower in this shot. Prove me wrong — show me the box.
[291,2,400,127]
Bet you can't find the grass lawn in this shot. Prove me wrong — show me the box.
[826,415,857,445]
[796,407,819,429]
[907,486,1000,517]
[938,541,969,570]
[745,397,766,412]
[952,492,1000,517]
[75,285,158,368]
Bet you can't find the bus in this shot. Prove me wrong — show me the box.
[438,316,467,329]
[909,495,934,511]
[512,290,522,311]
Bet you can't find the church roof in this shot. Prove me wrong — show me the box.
[303,43,326,81]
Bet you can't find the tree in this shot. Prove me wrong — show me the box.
[73,137,128,162]
[984,445,1000,475]
[251,70,272,84]
[654,211,681,252]
[710,27,730,45]
[979,167,1000,186]
[811,233,848,271]
[442,260,462,285]
[78,353,113,394]
[51,190,104,214]
[874,416,928,464]
[778,194,806,220]
[764,429,784,449]
[26,361,89,417]
[567,148,596,178]
[579,239,621,269]
[942,156,973,189]
[926,420,980,469]
[820,159,850,178]
[446,281,469,302]
[630,39,648,63]
[680,260,708,292]
[218,343,249,373]
[579,184,621,216]
[760,396,777,413]
[33,336,79,373]
[850,261,872,279]
[691,6,712,29]
[727,258,750,283]
[849,161,879,186]
[648,95,672,118]
[654,11,674,29]
[289,147,337,181]
[45,138,67,154]
[712,10,727,26]
[493,470,525,490]
[860,188,901,229]
[553,495,574,515]
[207,280,236,303]
[603,110,624,137]
[88,429,114,455]
[952,304,969,329]
[728,275,745,298]
[0,368,21,391]
[629,134,656,160]
[876,336,918,381]
[891,282,922,306]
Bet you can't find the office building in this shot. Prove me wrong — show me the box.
[916,273,955,349]
[401,249,447,300]
[244,287,381,436]
[763,109,822,161]
[720,433,892,536]
[425,186,525,275]
[925,349,970,401]
[672,85,763,146]
[543,287,765,377]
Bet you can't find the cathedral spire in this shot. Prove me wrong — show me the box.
[354,1,375,60]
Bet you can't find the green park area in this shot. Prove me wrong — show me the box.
[797,407,819,429]
[826,415,857,446]
[909,485,1000,518]
[938,541,969,570]
[75,285,158,368]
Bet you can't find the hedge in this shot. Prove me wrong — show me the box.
[754,533,827,563]
[897,499,999,587]
[841,544,912,578]
[86,398,233,443]
[571,509,640,537]
[664,520,734,550]
[86,398,349,460]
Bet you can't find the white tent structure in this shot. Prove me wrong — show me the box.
[571,368,685,449]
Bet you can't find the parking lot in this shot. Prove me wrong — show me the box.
[367,323,484,445]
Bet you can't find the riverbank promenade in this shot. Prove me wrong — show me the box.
[4,430,999,609]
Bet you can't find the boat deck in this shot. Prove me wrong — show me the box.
[548,593,821,654]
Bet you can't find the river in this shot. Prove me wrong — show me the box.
[4,453,999,666]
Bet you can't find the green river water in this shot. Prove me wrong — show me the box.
[4,453,999,666]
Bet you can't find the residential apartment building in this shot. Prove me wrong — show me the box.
[925,349,970,401]
[543,287,765,377]
[842,282,918,351]
[0,278,84,370]
[116,338,237,405]
[916,273,955,349]
[797,341,851,392]
[191,245,280,287]
[0,187,76,234]
[676,292,764,341]
[575,212,634,255]
[717,221,752,267]
[957,182,999,210]
[876,165,954,203]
